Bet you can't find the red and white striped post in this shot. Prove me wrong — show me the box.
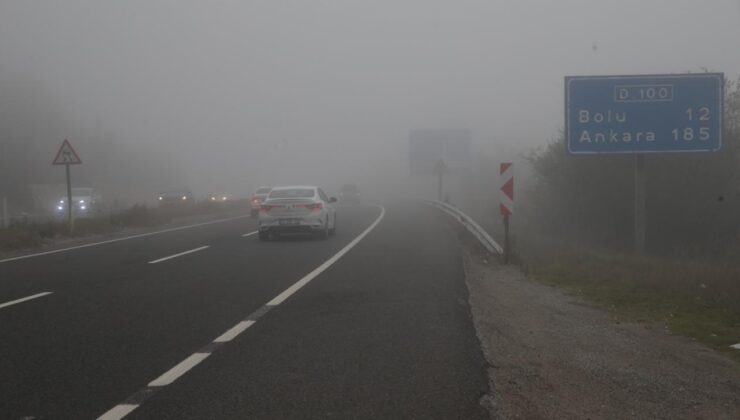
[499,163,514,263]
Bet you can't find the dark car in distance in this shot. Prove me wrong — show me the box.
[339,184,361,205]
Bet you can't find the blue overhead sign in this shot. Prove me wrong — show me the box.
[409,129,472,175]
[565,73,723,154]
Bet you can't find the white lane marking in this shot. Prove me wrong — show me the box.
[267,205,386,306]
[148,246,210,264]
[148,353,210,387]
[0,214,252,264]
[731,343,740,350]
[0,292,53,310]
[96,404,139,420]
[213,320,255,343]
[241,231,258,237]
[98,206,385,419]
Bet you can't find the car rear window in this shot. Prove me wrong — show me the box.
[269,188,315,199]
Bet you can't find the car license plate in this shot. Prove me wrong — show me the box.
[279,219,299,226]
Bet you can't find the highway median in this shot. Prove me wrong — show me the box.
[0,200,250,256]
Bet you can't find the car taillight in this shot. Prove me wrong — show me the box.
[304,203,323,211]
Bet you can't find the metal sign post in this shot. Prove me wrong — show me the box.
[52,139,82,234]
[433,159,449,202]
[64,164,74,233]
[2,197,8,228]
[634,155,646,255]
[565,73,724,255]
[499,162,514,263]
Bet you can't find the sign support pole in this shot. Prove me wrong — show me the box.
[634,154,646,255]
[503,214,510,264]
[499,162,514,264]
[52,139,82,233]
[2,197,8,228]
[437,171,443,202]
[433,159,448,202]
[65,163,74,234]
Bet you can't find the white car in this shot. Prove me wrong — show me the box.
[257,186,337,241]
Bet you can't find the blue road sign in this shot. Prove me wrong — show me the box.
[565,73,723,154]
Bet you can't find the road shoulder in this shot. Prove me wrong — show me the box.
[463,249,740,419]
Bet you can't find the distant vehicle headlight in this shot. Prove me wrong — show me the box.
[80,205,87,210]
[182,196,187,200]
[79,200,85,204]
[57,206,63,211]
[222,196,227,201]
[158,196,163,201]
[59,200,64,204]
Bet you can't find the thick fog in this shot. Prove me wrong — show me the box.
[1,0,739,203]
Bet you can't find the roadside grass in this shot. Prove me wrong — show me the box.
[526,252,740,363]
[0,226,44,251]
[0,200,248,253]
[0,218,119,252]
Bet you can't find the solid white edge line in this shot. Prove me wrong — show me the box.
[267,205,386,306]
[213,320,255,343]
[148,246,210,264]
[96,404,139,420]
[148,352,210,387]
[0,214,252,264]
[241,231,258,237]
[0,291,53,310]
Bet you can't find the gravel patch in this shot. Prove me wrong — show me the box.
[463,250,740,420]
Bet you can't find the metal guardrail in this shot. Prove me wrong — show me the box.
[425,200,504,255]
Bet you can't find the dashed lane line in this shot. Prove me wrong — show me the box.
[147,353,211,387]
[148,246,210,264]
[98,404,138,420]
[213,321,255,343]
[0,292,53,310]
[96,206,386,420]
[241,231,258,237]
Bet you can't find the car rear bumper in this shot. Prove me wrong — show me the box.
[258,215,325,233]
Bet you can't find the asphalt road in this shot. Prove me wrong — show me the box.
[0,204,488,419]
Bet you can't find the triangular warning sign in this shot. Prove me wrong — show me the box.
[52,139,82,165]
[432,159,449,175]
